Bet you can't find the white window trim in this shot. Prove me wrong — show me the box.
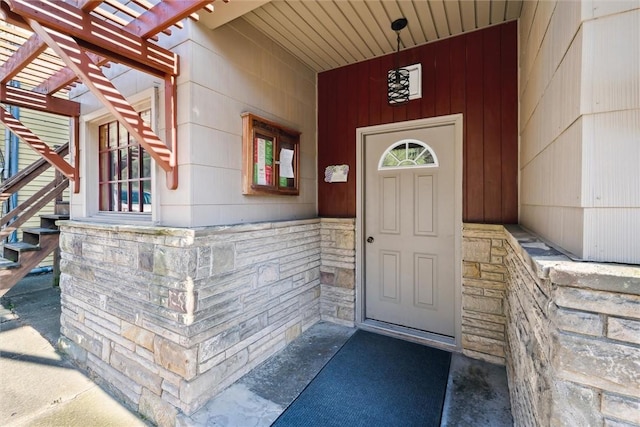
[377,138,439,170]
[77,87,160,223]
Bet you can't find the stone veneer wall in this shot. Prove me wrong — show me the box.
[503,226,640,427]
[319,218,356,327]
[57,218,355,426]
[462,224,509,365]
[464,223,639,426]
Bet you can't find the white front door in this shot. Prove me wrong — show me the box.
[363,122,456,337]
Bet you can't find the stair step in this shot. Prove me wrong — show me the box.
[40,214,70,220]
[0,256,20,269]
[23,227,61,236]
[40,214,70,230]
[55,201,70,216]
[23,228,60,245]
[4,241,40,252]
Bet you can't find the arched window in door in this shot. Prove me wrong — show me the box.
[378,139,439,170]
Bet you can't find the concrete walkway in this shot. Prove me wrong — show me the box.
[1,273,513,426]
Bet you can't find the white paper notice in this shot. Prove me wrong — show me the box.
[280,149,295,178]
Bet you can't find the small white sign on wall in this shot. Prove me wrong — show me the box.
[403,63,422,101]
[325,165,349,183]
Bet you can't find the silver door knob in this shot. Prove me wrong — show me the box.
[367,236,374,243]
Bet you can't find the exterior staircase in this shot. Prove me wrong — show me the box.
[1,143,70,296]
[0,210,69,295]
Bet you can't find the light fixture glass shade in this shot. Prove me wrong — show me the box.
[387,68,410,105]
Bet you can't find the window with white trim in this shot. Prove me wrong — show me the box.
[378,139,439,170]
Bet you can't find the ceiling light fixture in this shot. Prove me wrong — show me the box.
[387,17,410,106]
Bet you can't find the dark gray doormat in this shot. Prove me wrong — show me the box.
[271,329,452,427]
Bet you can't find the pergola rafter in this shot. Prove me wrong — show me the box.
[0,0,216,191]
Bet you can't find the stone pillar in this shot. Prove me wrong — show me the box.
[461,224,508,365]
[319,218,356,326]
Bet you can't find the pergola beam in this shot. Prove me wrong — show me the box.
[4,0,178,77]
[0,107,76,180]
[0,85,80,117]
[132,0,214,39]
[34,0,213,95]
[30,21,177,187]
[0,33,46,84]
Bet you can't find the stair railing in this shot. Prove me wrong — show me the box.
[0,143,70,241]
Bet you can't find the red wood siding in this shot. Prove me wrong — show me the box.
[317,21,518,223]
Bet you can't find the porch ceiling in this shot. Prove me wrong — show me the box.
[202,0,524,73]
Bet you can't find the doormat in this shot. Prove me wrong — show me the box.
[271,329,451,427]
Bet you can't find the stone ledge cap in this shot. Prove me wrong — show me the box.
[549,263,640,295]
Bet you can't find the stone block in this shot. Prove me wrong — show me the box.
[463,262,481,278]
[463,286,484,296]
[554,287,640,319]
[139,388,178,427]
[138,243,154,273]
[121,321,155,351]
[462,349,505,366]
[154,246,197,279]
[550,264,640,296]
[463,238,492,263]
[463,277,506,290]
[601,392,640,425]
[491,246,508,256]
[334,230,355,249]
[462,324,505,341]
[554,333,640,397]
[462,333,505,358]
[335,269,355,288]
[180,349,249,413]
[168,289,197,315]
[257,263,279,286]
[608,317,640,345]
[154,336,197,380]
[337,306,354,321]
[110,351,163,395]
[463,294,503,315]
[198,329,240,364]
[87,353,143,405]
[552,308,603,336]
[462,316,505,332]
[285,323,301,343]
[550,381,602,427]
[62,321,103,357]
[211,244,235,275]
[320,271,335,285]
[484,289,505,299]
[58,336,88,366]
[105,246,136,268]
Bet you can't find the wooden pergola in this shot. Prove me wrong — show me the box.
[0,0,217,190]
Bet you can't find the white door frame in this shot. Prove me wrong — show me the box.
[355,114,463,351]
